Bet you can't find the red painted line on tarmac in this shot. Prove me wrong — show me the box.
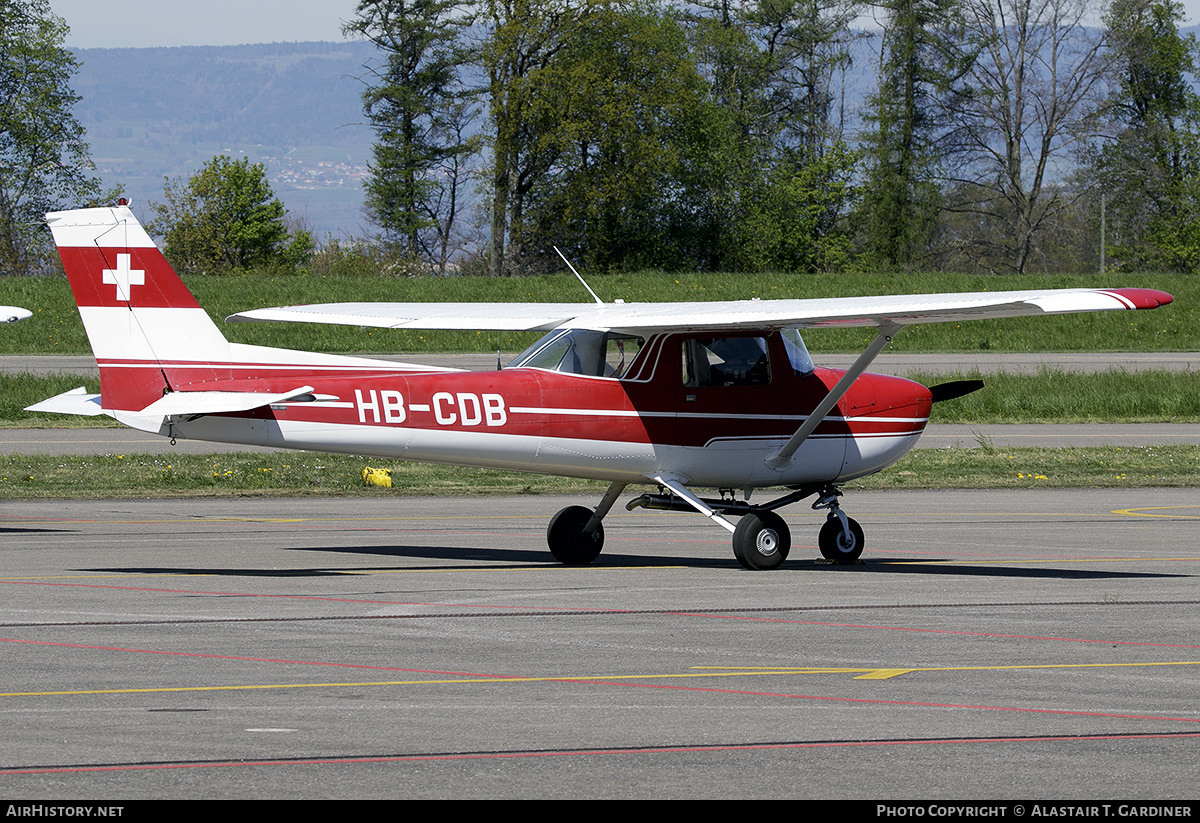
[0,578,553,611]
[677,612,1200,649]
[4,731,1199,776]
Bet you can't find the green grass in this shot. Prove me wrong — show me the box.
[860,444,1199,490]
[0,373,110,428]
[0,270,1192,355]
[0,445,1195,500]
[918,368,1200,423]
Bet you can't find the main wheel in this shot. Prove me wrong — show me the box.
[732,511,791,570]
[818,515,864,562]
[547,505,604,565]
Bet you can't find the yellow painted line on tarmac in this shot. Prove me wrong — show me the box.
[10,660,1200,698]
[698,660,1200,680]
[1113,505,1200,520]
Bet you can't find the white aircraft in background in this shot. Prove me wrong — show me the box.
[1,306,31,323]
[31,205,1173,569]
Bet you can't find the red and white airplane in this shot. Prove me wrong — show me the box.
[31,205,1173,569]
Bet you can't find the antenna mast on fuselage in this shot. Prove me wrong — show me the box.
[554,247,603,305]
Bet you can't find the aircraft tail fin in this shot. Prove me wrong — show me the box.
[45,205,235,413]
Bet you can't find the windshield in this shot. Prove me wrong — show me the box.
[508,329,644,378]
[782,328,815,375]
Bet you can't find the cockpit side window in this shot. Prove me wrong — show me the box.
[508,329,644,378]
[682,336,772,387]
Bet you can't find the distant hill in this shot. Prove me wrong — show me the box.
[70,29,1200,242]
[72,41,377,238]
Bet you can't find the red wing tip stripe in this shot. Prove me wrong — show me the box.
[1103,288,1174,310]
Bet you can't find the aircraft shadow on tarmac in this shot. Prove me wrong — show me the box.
[289,543,734,568]
[791,559,1187,580]
[289,543,1187,579]
[74,543,1176,579]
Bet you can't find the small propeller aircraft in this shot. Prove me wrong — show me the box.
[31,205,1173,569]
[1,306,31,323]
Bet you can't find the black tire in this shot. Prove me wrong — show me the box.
[818,515,864,562]
[547,505,604,565]
[732,511,791,570]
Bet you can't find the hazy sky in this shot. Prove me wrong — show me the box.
[50,0,361,48]
[48,0,1200,49]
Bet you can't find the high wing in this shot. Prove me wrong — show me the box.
[226,288,1172,332]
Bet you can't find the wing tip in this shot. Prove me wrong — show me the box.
[1106,288,1174,309]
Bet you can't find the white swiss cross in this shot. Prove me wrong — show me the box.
[102,253,145,302]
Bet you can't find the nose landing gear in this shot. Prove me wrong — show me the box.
[813,486,864,562]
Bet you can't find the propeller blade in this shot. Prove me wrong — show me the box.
[929,379,985,403]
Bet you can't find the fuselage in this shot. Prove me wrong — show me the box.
[151,330,933,489]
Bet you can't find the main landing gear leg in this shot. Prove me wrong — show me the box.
[546,481,626,565]
[632,476,791,571]
[813,485,864,562]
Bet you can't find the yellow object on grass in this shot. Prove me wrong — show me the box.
[362,466,392,488]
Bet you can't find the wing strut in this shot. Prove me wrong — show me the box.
[765,322,903,471]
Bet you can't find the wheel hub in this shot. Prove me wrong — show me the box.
[756,529,779,557]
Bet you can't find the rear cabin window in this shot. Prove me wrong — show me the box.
[682,337,772,387]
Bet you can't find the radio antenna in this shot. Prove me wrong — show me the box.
[555,246,603,305]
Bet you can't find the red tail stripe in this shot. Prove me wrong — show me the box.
[57,247,201,310]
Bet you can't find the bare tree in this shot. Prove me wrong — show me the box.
[942,0,1111,273]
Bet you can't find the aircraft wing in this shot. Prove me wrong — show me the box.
[228,302,601,331]
[226,288,1172,332]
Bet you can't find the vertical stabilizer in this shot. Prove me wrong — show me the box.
[46,206,234,412]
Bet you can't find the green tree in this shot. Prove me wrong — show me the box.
[677,1,861,272]
[478,0,583,276]
[150,155,311,274]
[345,0,477,270]
[859,0,975,270]
[1092,0,1200,272]
[942,0,1109,274]
[0,0,106,274]
[519,4,712,270]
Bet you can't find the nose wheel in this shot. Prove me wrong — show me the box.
[814,487,863,562]
[818,514,864,561]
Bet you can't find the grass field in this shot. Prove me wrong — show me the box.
[0,270,1192,355]
[0,444,1195,500]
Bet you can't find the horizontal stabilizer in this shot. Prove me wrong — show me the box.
[137,385,316,417]
[25,387,106,416]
